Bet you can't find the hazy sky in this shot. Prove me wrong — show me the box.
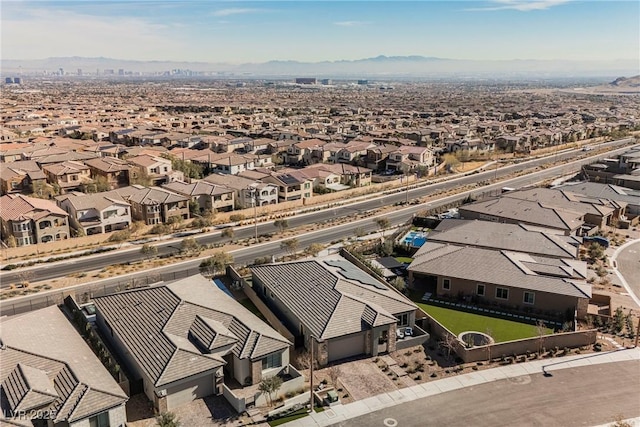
[2,1,639,63]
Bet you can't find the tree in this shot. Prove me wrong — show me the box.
[180,237,201,255]
[442,153,460,172]
[483,328,494,362]
[130,169,152,187]
[389,277,406,292]
[258,375,283,407]
[536,320,547,356]
[221,227,234,240]
[588,243,605,262]
[149,223,171,235]
[274,219,289,234]
[167,215,184,231]
[107,230,131,243]
[305,243,323,257]
[163,154,204,180]
[199,252,233,276]
[295,349,317,370]
[188,199,201,217]
[140,243,158,260]
[280,238,299,256]
[155,412,181,427]
[374,217,391,239]
[129,221,145,236]
[6,235,17,248]
[440,334,458,362]
[353,227,366,238]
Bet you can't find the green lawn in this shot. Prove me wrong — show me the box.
[418,303,552,343]
[394,256,414,264]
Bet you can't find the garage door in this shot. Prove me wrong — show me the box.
[166,374,214,410]
[328,333,366,363]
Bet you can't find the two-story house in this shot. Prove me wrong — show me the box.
[162,180,235,213]
[0,160,46,195]
[114,185,189,225]
[84,157,132,189]
[0,194,70,246]
[56,191,132,235]
[386,146,434,173]
[204,174,278,208]
[42,160,92,193]
[127,154,182,186]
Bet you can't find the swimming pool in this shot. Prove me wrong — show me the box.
[402,230,427,247]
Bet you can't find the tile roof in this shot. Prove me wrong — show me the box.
[408,242,590,299]
[0,194,68,222]
[428,219,579,258]
[0,306,127,425]
[459,197,584,232]
[251,256,416,340]
[93,275,289,387]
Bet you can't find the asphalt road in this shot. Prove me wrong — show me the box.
[616,240,640,303]
[0,138,634,289]
[329,360,640,427]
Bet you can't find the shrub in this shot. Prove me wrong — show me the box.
[229,214,245,222]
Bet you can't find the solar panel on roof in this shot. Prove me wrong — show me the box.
[324,259,387,289]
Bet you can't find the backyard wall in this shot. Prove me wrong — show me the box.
[227,266,295,348]
[419,314,597,363]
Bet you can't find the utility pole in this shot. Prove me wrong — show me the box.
[309,336,314,412]
[405,171,410,204]
[251,187,258,241]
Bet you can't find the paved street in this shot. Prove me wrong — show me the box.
[0,139,634,289]
[326,361,640,427]
[616,240,640,304]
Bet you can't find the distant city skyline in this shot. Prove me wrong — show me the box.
[2,1,638,65]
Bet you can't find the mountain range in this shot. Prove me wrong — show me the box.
[1,55,638,79]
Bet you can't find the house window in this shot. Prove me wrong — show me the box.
[261,352,282,370]
[476,284,485,296]
[89,412,109,427]
[523,292,535,305]
[496,287,509,300]
[396,313,409,327]
[442,278,451,291]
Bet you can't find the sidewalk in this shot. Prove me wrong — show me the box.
[285,347,640,426]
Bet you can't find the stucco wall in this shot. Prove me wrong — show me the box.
[69,405,127,427]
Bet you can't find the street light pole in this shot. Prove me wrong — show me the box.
[248,187,258,241]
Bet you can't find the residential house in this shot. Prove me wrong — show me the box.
[458,197,585,236]
[93,275,291,412]
[0,194,70,246]
[42,160,92,193]
[428,219,581,259]
[84,157,132,189]
[0,306,128,427]
[114,185,189,225]
[365,144,396,171]
[127,154,182,186]
[408,241,591,321]
[305,163,372,188]
[209,153,256,175]
[286,138,328,165]
[501,187,617,229]
[162,180,235,213]
[386,146,434,173]
[556,181,640,217]
[332,141,375,164]
[251,254,421,366]
[0,160,46,195]
[56,191,131,235]
[240,170,313,203]
[204,174,278,208]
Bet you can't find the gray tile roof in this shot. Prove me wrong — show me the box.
[0,306,127,425]
[459,197,584,232]
[428,219,579,259]
[93,275,290,387]
[556,182,640,208]
[409,242,590,299]
[503,187,615,218]
[251,256,417,340]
